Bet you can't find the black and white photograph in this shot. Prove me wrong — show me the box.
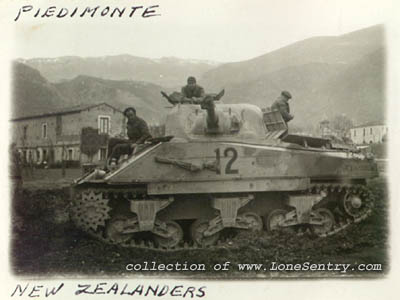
[1,0,399,299]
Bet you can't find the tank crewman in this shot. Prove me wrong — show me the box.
[271,90,294,123]
[181,76,205,102]
[108,107,152,166]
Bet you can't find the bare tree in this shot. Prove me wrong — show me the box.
[80,127,108,163]
[331,114,354,137]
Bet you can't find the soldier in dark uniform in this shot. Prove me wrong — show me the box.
[108,107,151,166]
[181,76,205,102]
[9,143,23,194]
[271,90,294,123]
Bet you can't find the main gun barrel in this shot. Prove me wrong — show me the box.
[200,95,219,133]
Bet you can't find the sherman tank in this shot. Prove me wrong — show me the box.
[70,91,378,250]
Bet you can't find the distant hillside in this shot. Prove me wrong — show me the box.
[216,48,385,128]
[12,63,170,123]
[312,48,385,125]
[54,76,170,123]
[12,62,69,118]
[202,25,385,129]
[201,25,383,89]
[19,55,220,88]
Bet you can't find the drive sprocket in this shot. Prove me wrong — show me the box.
[70,189,111,232]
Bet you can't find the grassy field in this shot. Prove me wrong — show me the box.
[21,167,83,189]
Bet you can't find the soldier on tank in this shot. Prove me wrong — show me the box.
[181,76,205,103]
[271,90,294,123]
[108,107,151,168]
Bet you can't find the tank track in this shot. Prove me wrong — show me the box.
[306,183,374,237]
[70,183,375,252]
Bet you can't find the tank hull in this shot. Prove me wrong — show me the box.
[103,141,377,194]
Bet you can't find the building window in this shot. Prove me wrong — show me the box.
[98,116,111,134]
[363,128,365,136]
[353,130,356,137]
[370,128,373,134]
[23,125,28,140]
[42,123,48,139]
[68,149,73,160]
[99,147,107,161]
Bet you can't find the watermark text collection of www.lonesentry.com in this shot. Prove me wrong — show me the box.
[9,262,383,298]
[126,261,382,273]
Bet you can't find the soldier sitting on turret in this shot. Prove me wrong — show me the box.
[271,90,294,123]
[181,76,205,103]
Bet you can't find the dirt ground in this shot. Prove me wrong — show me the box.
[10,171,388,279]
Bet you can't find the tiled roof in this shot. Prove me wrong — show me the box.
[11,102,123,121]
[351,121,386,129]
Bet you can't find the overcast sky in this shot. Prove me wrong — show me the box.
[1,0,396,62]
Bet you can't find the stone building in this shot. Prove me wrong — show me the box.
[349,122,387,145]
[11,103,126,165]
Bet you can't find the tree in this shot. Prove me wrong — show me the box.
[80,127,108,163]
[330,114,354,137]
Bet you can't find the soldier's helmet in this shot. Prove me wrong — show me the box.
[187,76,197,84]
[281,90,292,99]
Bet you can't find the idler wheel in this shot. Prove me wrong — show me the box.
[238,212,263,231]
[311,208,335,236]
[190,219,220,247]
[154,221,183,249]
[343,192,365,217]
[265,209,293,232]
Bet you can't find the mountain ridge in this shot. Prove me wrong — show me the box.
[18,55,221,88]
[201,24,383,90]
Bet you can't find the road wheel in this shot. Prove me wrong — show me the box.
[238,212,263,231]
[105,216,135,244]
[190,219,220,247]
[311,208,335,236]
[265,209,293,232]
[154,221,183,249]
